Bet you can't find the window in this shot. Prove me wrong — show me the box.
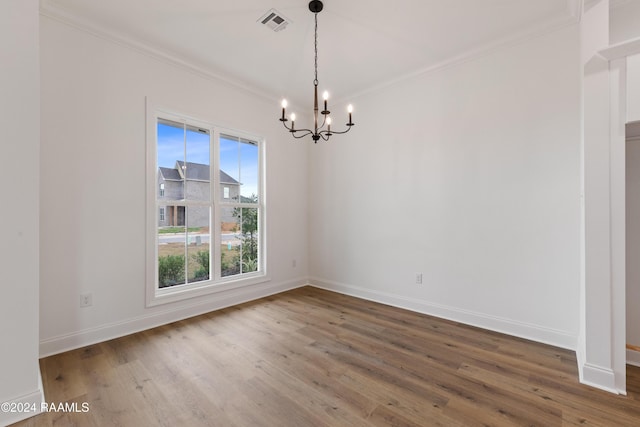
[147,107,265,306]
[219,134,261,277]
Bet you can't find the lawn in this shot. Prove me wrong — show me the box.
[158,226,207,234]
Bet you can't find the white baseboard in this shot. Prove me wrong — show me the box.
[308,277,577,351]
[0,369,44,427]
[628,348,640,367]
[39,278,307,357]
[580,362,619,394]
[576,337,586,383]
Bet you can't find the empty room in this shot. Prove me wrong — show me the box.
[3,0,640,425]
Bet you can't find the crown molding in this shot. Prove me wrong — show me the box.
[40,0,581,110]
[39,0,279,105]
[343,11,581,104]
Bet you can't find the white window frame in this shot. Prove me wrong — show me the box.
[146,102,268,307]
[159,207,165,222]
[223,186,230,199]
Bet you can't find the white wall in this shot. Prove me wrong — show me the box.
[628,54,640,122]
[609,0,640,124]
[39,16,309,355]
[0,0,44,425]
[309,24,581,349]
[610,1,640,45]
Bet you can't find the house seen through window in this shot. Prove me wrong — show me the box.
[154,116,263,292]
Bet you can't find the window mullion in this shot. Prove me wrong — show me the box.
[183,122,188,286]
[212,127,222,281]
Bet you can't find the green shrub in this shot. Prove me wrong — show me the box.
[242,257,258,273]
[221,250,240,277]
[158,254,185,287]
[192,250,210,281]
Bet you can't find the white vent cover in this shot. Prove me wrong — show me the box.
[258,9,291,32]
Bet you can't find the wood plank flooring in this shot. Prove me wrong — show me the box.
[13,287,640,426]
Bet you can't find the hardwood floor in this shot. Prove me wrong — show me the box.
[13,287,640,426]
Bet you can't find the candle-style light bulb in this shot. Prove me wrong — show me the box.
[347,104,353,125]
[281,99,288,121]
[290,113,296,131]
[326,116,332,133]
[322,91,329,113]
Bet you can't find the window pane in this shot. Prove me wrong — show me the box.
[220,135,239,202]
[158,217,186,288]
[221,206,240,277]
[158,120,185,201]
[240,140,259,202]
[187,207,210,283]
[185,125,210,202]
[239,207,259,273]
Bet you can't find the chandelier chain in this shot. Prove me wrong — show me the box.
[314,12,318,86]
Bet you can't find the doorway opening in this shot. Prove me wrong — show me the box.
[626,121,640,367]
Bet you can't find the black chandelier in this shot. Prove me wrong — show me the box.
[279,0,354,143]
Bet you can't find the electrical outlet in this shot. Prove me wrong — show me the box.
[80,293,93,308]
[415,273,423,284]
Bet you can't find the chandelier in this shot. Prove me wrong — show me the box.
[279,0,354,143]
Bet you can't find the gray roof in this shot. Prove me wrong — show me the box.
[162,161,239,184]
[220,170,238,184]
[176,160,209,181]
[159,167,181,181]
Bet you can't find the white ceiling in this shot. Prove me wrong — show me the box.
[42,0,582,107]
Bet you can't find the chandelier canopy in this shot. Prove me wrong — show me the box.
[279,0,354,143]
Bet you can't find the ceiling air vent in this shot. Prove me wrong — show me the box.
[258,9,291,32]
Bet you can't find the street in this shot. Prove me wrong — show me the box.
[158,233,240,245]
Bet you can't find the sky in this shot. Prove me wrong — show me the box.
[157,122,259,198]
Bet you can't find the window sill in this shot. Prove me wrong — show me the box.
[146,273,270,307]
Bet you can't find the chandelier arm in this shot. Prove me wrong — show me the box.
[280,120,292,131]
[291,129,315,139]
[280,121,313,138]
[318,125,353,136]
[318,114,327,129]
